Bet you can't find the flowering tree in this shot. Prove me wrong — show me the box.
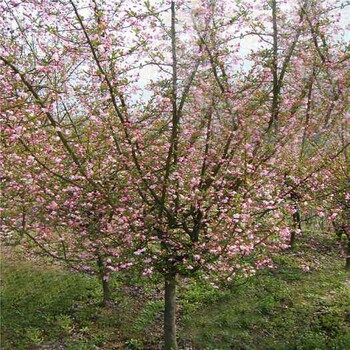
[244,0,350,248]
[0,70,139,304]
[327,169,350,269]
[312,133,350,269]
[1,0,349,348]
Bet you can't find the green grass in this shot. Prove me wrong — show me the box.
[181,263,349,350]
[0,261,103,349]
[1,232,349,349]
[180,234,350,349]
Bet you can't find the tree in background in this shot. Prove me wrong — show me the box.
[242,0,350,248]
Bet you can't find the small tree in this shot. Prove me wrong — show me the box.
[1,0,348,348]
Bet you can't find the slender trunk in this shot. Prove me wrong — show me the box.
[163,5,178,346]
[101,276,111,306]
[290,205,301,249]
[269,0,279,131]
[164,273,177,350]
[97,255,111,306]
[346,237,350,271]
[289,230,296,249]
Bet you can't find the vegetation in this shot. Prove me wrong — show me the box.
[2,232,349,350]
[1,0,349,348]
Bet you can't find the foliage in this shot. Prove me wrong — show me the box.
[0,0,349,348]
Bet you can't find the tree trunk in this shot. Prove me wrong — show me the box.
[290,206,301,249]
[289,229,296,250]
[289,197,301,249]
[97,255,111,306]
[101,276,111,306]
[268,0,279,131]
[164,272,177,350]
[346,237,350,271]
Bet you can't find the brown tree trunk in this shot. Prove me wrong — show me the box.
[101,276,111,306]
[290,205,301,249]
[97,255,111,306]
[346,237,350,271]
[268,0,279,131]
[290,229,296,250]
[164,272,177,350]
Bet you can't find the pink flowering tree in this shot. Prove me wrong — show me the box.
[1,77,141,305]
[0,0,146,305]
[242,0,350,248]
[312,138,350,269]
[327,168,350,269]
[1,0,349,348]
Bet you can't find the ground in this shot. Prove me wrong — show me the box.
[1,232,349,350]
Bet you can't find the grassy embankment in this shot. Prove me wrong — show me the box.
[1,232,349,349]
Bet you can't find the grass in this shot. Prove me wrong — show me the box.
[180,233,350,349]
[1,232,349,349]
